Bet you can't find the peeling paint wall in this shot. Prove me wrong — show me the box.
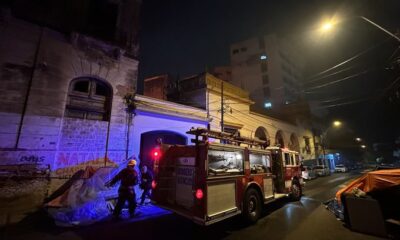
[0,13,138,193]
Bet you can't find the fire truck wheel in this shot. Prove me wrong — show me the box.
[243,188,261,223]
[290,182,302,201]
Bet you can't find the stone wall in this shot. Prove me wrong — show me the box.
[0,12,138,192]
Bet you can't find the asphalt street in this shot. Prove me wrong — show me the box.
[1,171,389,240]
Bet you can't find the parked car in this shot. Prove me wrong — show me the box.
[313,165,330,176]
[335,164,348,173]
[375,163,397,170]
[302,166,317,180]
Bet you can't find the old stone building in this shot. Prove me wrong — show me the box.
[0,4,141,174]
[0,2,143,223]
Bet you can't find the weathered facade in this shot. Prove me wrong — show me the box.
[0,10,139,190]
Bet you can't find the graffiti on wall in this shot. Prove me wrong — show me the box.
[19,155,45,163]
[53,151,125,178]
[0,151,52,165]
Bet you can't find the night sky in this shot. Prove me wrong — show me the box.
[139,0,400,146]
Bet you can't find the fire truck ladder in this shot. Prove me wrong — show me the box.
[186,127,270,149]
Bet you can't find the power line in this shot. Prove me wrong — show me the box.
[315,97,375,109]
[307,38,389,80]
[227,106,282,129]
[314,76,400,109]
[209,113,258,134]
[304,65,357,85]
[304,69,370,93]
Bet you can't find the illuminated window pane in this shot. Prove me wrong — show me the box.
[264,102,272,108]
[208,149,244,177]
[249,153,271,174]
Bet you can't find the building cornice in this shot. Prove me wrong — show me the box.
[135,94,210,123]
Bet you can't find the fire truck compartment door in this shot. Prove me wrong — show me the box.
[175,158,196,209]
[207,181,238,218]
[263,177,274,199]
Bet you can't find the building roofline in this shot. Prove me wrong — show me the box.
[135,94,210,122]
[135,94,206,112]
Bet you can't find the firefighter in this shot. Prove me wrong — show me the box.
[139,165,153,205]
[105,159,139,219]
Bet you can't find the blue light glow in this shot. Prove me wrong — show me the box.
[264,102,272,108]
[260,55,267,60]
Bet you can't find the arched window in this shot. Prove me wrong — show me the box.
[255,126,269,141]
[65,77,112,121]
[289,133,300,152]
[275,130,285,148]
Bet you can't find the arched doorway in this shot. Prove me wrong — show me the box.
[139,131,187,170]
[275,130,285,148]
[288,133,300,152]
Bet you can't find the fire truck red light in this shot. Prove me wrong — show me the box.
[195,189,203,199]
[151,180,157,189]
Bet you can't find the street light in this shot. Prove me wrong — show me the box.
[355,137,362,142]
[320,120,343,169]
[333,120,342,127]
[321,22,333,32]
[360,145,367,149]
[319,16,400,43]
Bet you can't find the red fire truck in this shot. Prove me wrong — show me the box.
[151,128,303,225]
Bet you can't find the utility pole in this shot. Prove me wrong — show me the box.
[220,81,224,132]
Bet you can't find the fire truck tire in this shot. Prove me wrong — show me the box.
[243,188,261,223]
[290,181,302,201]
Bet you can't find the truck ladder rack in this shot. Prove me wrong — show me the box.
[186,127,270,148]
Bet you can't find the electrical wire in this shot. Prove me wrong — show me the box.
[304,69,370,93]
[209,113,257,134]
[314,96,375,109]
[226,105,294,129]
[307,38,390,79]
[304,65,357,85]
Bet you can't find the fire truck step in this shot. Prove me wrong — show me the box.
[274,193,288,199]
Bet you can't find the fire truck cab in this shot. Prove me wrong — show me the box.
[151,128,303,225]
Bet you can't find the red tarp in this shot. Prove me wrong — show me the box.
[336,169,400,204]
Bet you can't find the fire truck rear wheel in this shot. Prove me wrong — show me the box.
[243,188,261,223]
[290,181,302,201]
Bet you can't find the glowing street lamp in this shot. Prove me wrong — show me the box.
[333,120,342,128]
[321,22,333,32]
[360,145,366,149]
[318,16,400,43]
[355,137,362,142]
[319,120,343,168]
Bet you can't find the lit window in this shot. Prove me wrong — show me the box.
[264,102,272,108]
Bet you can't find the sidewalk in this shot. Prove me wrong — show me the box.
[1,203,172,240]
